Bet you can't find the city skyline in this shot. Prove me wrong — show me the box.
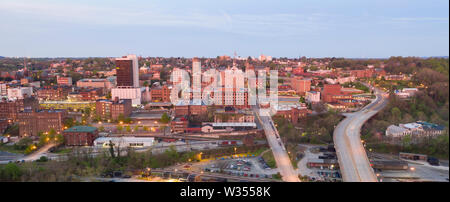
[0,0,449,58]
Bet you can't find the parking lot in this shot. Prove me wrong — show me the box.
[297,144,342,182]
[201,157,279,179]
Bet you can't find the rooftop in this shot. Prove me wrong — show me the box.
[64,126,97,133]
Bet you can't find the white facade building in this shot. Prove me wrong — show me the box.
[0,83,7,96]
[94,137,155,148]
[111,87,142,106]
[306,91,321,103]
[7,87,33,100]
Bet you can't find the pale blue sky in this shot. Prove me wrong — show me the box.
[0,0,448,58]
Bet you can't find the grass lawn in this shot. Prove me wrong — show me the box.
[52,148,73,154]
[0,144,25,154]
[262,150,277,168]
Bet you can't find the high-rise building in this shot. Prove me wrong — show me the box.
[112,55,141,106]
[115,55,139,88]
[192,57,202,101]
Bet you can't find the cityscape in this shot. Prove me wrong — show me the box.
[0,0,448,185]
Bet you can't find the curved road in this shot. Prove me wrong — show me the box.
[334,85,388,182]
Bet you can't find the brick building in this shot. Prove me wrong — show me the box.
[0,97,39,122]
[322,84,342,103]
[171,116,189,133]
[350,69,374,78]
[36,86,71,101]
[290,77,311,96]
[18,109,68,137]
[275,106,310,124]
[150,85,171,102]
[57,76,72,86]
[96,98,132,121]
[63,126,98,146]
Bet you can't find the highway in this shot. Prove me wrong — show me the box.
[334,85,388,182]
[253,107,300,182]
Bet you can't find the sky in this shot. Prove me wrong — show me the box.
[0,0,448,58]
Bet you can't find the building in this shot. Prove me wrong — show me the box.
[96,98,132,121]
[307,158,338,169]
[112,55,141,106]
[57,76,72,86]
[111,87,142,106]
[214,108,255,123]
[39,100,95,111]
[150,85,171,102]
[0,83,7,96]
[201,122,257,133]
[173,100,208,117]
[350,69,374,78]
[116,55,139,88]
[63,126,98,146]
[290,77,311,95]
[36,86,71,101]
[322,84,342,103]
[93,137,154,148]
[395,88,418,99]
[275,104,310,124]
[0,97,39,122]
[7,87,33,100]
[0,119,9,134]
[76,78,115,91]
[171,116,189,133]
[386,121,446,138]
[305,91,321,103]
[292,67,304,75]
[18,109,68,137]
[210,87,249,109]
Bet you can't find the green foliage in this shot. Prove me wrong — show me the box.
[160,112,171,124]
[116,125,123,132]
[0,163,22,181]
[14,137,32,150]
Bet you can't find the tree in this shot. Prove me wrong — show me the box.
[116,125,123,132]
[160,112,170,124]
[2,163,22,181]
[64,118,75,128]
[109,140,116,159]
[98,126,105,132]
[299,96,305,103]
[14,137,32,150]
[391,107,402,123]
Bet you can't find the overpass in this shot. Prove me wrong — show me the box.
[253,107,300,182]
[334,85,388,182]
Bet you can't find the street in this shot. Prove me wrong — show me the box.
[254,107,300,182]
[333,86,388,182]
